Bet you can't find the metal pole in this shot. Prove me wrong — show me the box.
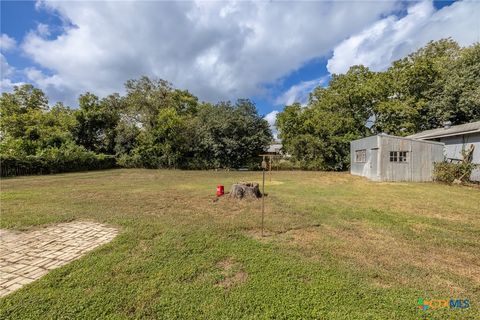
[262,167,265,237]
[269,155,272,182]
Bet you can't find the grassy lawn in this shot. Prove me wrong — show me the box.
[1,169,479,319]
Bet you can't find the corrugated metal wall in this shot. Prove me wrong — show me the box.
[351,135,444,182]
[439,132,480,181]
[350,135,379,180]
[378,136,444,182]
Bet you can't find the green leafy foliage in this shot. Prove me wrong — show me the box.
[1,78,272,175]
[4,39,477,174]
[0,87,76,157]
[187,100,272,169]
[0,144,116,177]
[277,39,480,170]
[433,162,477,184]
[73,93,122,154]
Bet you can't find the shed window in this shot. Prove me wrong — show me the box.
[355,149,366,162]
[390,151,408,162]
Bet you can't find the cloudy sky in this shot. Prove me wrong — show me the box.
[1,0,480,129]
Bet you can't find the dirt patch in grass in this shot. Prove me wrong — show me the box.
[280,227,326,252]
[215,258,247,289]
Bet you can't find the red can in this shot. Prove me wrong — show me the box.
[216,185,224,197]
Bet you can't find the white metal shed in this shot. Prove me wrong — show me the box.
[350,134,444,182]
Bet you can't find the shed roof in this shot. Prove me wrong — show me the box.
[378,133,444,145]
[407,121,480,140]
[352,134,444,146]
[266,143,282,153]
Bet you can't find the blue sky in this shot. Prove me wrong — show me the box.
[1,0,478,127]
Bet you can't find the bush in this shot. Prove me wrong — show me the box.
[274,159,302,170]
[1,146,117,177]
[433,162,477,184]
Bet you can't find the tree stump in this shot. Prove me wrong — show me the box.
[229,182,262,199]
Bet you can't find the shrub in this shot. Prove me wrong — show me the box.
[274,159,302,170]
[0,145,117,177]
[433,162,477,184]
[116,153,144,168]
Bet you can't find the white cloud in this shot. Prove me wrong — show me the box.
[35,23,51,38]
[0,78,25,92]
[0,52,21,92]
[275,77,328,106]
[0,63,24,92]
[264,110,280,139]
[18,0,398,105]
[327,0,480,74]
[264,110,279,127]
[0,34,16,52]
[1,54,15,78]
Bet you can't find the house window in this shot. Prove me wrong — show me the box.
[390,151,408,162]
[355,149,366,163]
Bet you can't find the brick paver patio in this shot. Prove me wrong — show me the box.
[0,221,118,297]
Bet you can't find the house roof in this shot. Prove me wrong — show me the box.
[266,143,282,153]
[407,121,480,140]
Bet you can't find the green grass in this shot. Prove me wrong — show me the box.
[1,169,479,319]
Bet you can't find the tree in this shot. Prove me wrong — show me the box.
[114,121,140,156]
[128,107,190,168]
[0,84,48,114]
[430,42,480,124]
[384,39,462,131]
[0,85,77,156]
[277,66,380,170]
[277,101,359,170]
[277,39,479,170]
[0,84,49,140]
[36,102,77,150]
[190,100,271,169]
[1,79,271,171]
[73,93,121,154]
[123,76,176,129]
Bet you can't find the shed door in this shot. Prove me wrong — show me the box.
[370,148,378,180]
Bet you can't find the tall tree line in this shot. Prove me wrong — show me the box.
[0,77,272,170]
[277,39,480,170]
